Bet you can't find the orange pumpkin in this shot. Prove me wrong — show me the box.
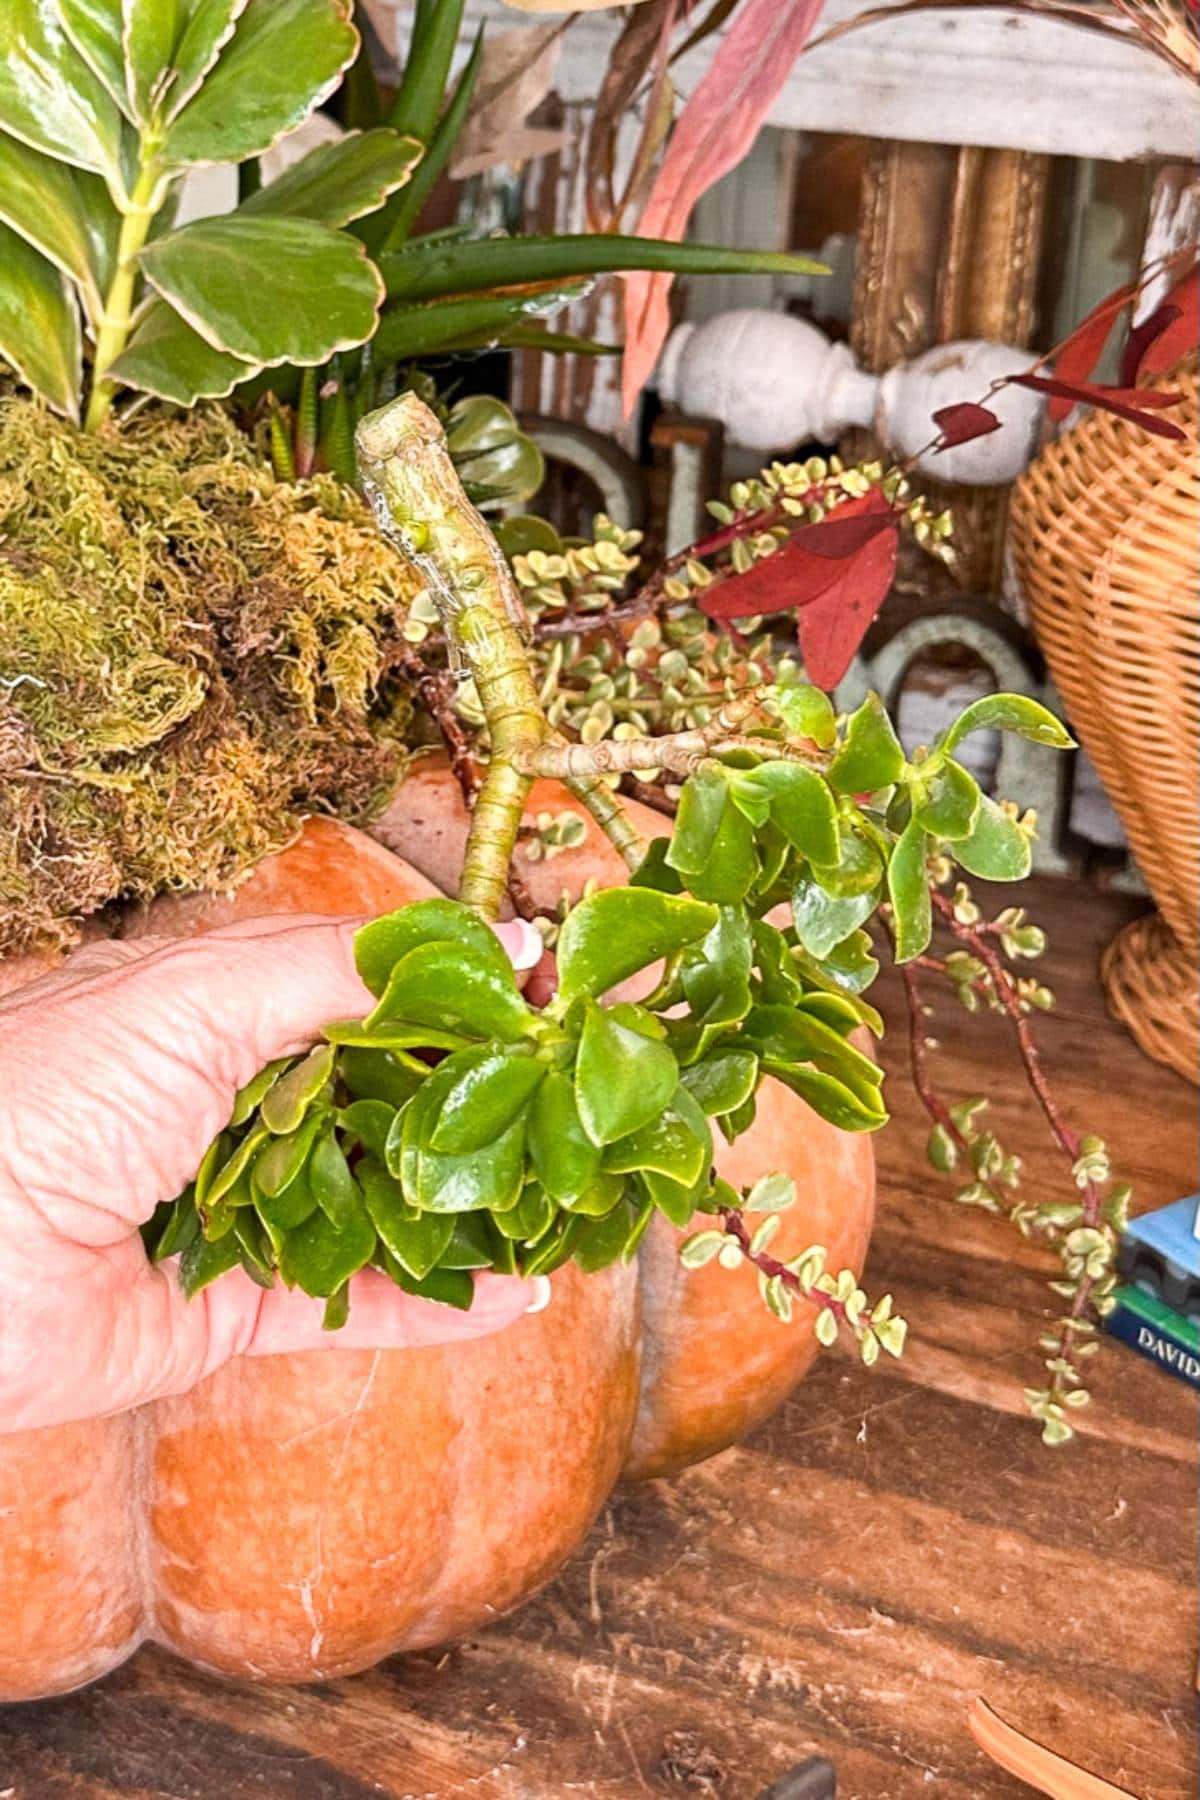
[0,765,874,1698]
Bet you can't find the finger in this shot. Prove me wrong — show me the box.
[0,1248,551,1432]
[238,1269,550,1360]
[0,919,372,1235]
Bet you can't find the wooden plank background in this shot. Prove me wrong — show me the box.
[0,880,1194,1799]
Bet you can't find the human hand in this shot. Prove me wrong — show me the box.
[0,916,548,1434]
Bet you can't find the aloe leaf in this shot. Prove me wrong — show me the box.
[0,0,125,179]
[386,0,466,141]
[107,299,256,404]
[241,128,422,228]
[373,283,588,363]
[375,20,482,251]
[138,215,384,364]
[380,235,830,303]
[0,224,82,419]
[161,0,359,166]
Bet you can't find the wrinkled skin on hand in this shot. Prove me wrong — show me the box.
[0,916,544,1434]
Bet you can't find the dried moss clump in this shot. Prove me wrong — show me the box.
[0,394,420,956]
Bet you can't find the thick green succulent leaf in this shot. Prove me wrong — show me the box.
[743,1005,883,1104]
[913,758,980,841]
[636,1167,702,1230]
[602,1085,711,1187]
[666,765,759,904]
[354,899,510,997]
[751,920,804,1004]
[887,816,932,962]
[680,906,753,1028]
[942,693,1074,753]
[138,215,383,365]
[179,1224,243,1297]
[8,0,126,173]
[254,1157,319,1236]
[797,929,880,996]
[0,134,111,314]
[0,224,81,419]
[797,990,883,1041]
[309,1127,363,1229]
[415,1111,528,1215]
[828,694,906,795]
[556,886,717,1003]
[563,1198,651,1274]
[680,1049,759,1117]
[337,1099,395,1161]
[427,1045,545,1155]
[241,127,422,227]
[260,1043,335,1133]
[367,941,531,1043]
[381,234,829,302]
[575,1002,680,1147]
[161,0,359,166]
[359,1162,451,1277]
[106,299,255,404]
[954,795,1033,881]
[791,870,877,962]
[528,1071,602,1204]
[253,1111,325,1201]
[765,1061,887,1133]
[339,1046,424,1109]
[440,1211,497,1265]
[150,1189,201,1263]
[373,283,587,363]
[774,683,837,748]
[278,1197,376,1298]
[489,1184,557,1246]
[749,760,839,866]
[382,1255,474,1309]
[810,820,883,898]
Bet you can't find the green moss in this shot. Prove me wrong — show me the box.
[0,394,419,956]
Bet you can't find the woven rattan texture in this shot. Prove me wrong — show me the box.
[1011,358,1198,1080]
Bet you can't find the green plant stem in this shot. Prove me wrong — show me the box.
[356,393,549,920]
[561,766,647,871]
[85,161,163,432]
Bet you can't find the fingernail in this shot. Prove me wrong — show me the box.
[498,919,544,972]
[524,1275,552,1315]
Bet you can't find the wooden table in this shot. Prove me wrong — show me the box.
[1,880,1194,1800]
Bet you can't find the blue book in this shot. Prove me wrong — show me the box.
[1106,1283,1200,1390]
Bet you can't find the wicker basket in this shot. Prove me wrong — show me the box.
[1010,358,1198,1082]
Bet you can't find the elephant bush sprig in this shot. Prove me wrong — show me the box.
[151,390,1082,1396]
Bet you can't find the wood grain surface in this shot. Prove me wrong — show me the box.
[0,880,1194,1800]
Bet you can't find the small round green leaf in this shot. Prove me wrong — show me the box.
[954,795,1033,882]
[828,694,905,795]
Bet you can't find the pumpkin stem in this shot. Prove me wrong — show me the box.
[356,395,542,918]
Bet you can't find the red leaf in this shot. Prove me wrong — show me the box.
[1008,372,1187,441]
[697,493,900,690]
[1046,280,1137,421]
[620,0,826,415]
[1120,305,1181,387]
[932,401,1003,448]
[1129,269,1198,379]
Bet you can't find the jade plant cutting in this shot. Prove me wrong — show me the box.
[148,392,1085,1413]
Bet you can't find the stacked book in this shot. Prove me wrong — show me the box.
[1106,1195,1200,1391]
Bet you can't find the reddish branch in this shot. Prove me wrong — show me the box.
[719,1207,850,1330]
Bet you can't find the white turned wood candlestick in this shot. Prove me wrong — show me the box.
[656,309,1044,487]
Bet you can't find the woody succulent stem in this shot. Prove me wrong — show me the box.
[357,396,551,921]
